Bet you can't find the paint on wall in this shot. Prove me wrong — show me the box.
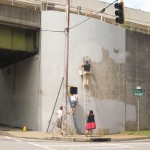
[41,11,125,134]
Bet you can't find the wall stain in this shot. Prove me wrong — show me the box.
[89,47,125,101]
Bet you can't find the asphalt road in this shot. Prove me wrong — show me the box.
[1,135,150,150]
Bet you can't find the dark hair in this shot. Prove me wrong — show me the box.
[90,110,93,114]
[60,106,63,110]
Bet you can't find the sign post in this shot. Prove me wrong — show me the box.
[137,96,140,134]
[132,86,145,134]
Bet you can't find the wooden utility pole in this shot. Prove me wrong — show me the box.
[62,0,70,135]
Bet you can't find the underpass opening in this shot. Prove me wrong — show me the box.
[0,24,40,131]
[0,24,39,68]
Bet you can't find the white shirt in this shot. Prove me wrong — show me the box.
[57,110,62,119]
[70,95,78,102]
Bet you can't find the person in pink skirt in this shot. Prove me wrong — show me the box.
[85,110,96,137]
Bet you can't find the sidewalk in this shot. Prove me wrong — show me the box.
[0,129,149,142]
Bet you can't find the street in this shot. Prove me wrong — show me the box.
[1,135,150,150]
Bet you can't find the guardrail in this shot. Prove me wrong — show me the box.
[0,0,43,10]
[0,0,149,34]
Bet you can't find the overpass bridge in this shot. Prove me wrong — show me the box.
[0,0,149,68]
[0,3,40,68]
[0,0,150,133]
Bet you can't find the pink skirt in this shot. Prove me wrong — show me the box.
[86,122,96,130]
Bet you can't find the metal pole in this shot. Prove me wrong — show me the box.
[137,96,140,134]
[62,0,70,135]
[46,0,48,10]
[46,77,64,133]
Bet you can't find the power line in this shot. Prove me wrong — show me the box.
[70,0,118,30]
[41,29,64,33]
[41,0,118,33]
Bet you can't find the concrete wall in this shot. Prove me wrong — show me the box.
[0,3,41,28]
[41,11,125,134]
[0,6,149,134]
[0,55,40,130]
[0,4,41,131]
[125,30,150,130]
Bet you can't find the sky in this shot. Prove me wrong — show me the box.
[100,0,150,12]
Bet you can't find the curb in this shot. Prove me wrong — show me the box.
[0,131,12,136]
[0,131,149,142]
[0,131,111,142]
[50,136,111,142]
[111,136,150,142]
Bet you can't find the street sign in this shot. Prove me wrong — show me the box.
[132,89,145,96]
[132,88,145,134]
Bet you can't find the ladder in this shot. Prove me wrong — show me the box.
[83,85,91,115]
[82,56,91,115]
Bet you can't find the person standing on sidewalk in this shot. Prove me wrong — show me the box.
[85,110,96,137]
[55,106,63,129]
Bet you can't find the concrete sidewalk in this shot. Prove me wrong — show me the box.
[0,129,149,142]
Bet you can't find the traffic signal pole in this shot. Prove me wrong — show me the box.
[62,0,70,135]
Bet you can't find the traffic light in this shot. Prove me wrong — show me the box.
[114,1,124,24]
[69,87,78,95]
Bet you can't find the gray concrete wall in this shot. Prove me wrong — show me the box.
[0,3,41,28]
[125,30,150,130]
[0,55,40,130]
[41,11,125,134]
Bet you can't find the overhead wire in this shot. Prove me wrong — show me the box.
[41,29,64,33]
[41,0,118,33]
[69,0,118,30]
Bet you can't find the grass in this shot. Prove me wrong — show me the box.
[122,130,150,136]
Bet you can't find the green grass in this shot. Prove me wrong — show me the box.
[122,130,150,136]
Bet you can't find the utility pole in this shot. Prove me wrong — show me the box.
[62,0,70,135]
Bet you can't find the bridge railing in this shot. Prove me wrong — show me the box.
[0,0,43,10]
[0,0,149,34]
[47,0,150,34]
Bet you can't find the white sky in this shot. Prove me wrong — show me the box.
[100,0,150,12]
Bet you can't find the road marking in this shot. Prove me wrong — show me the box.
[4,136,12,140]
[43,143,133,148]
[27,142,58,150]
[4,136,57,150]
[108,143,133,148]
[3,136,133,150]
[43,143,134,149]
[4,136,22,142]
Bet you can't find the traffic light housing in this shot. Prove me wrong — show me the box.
[114,1,124,24]
[69,87,78,95]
